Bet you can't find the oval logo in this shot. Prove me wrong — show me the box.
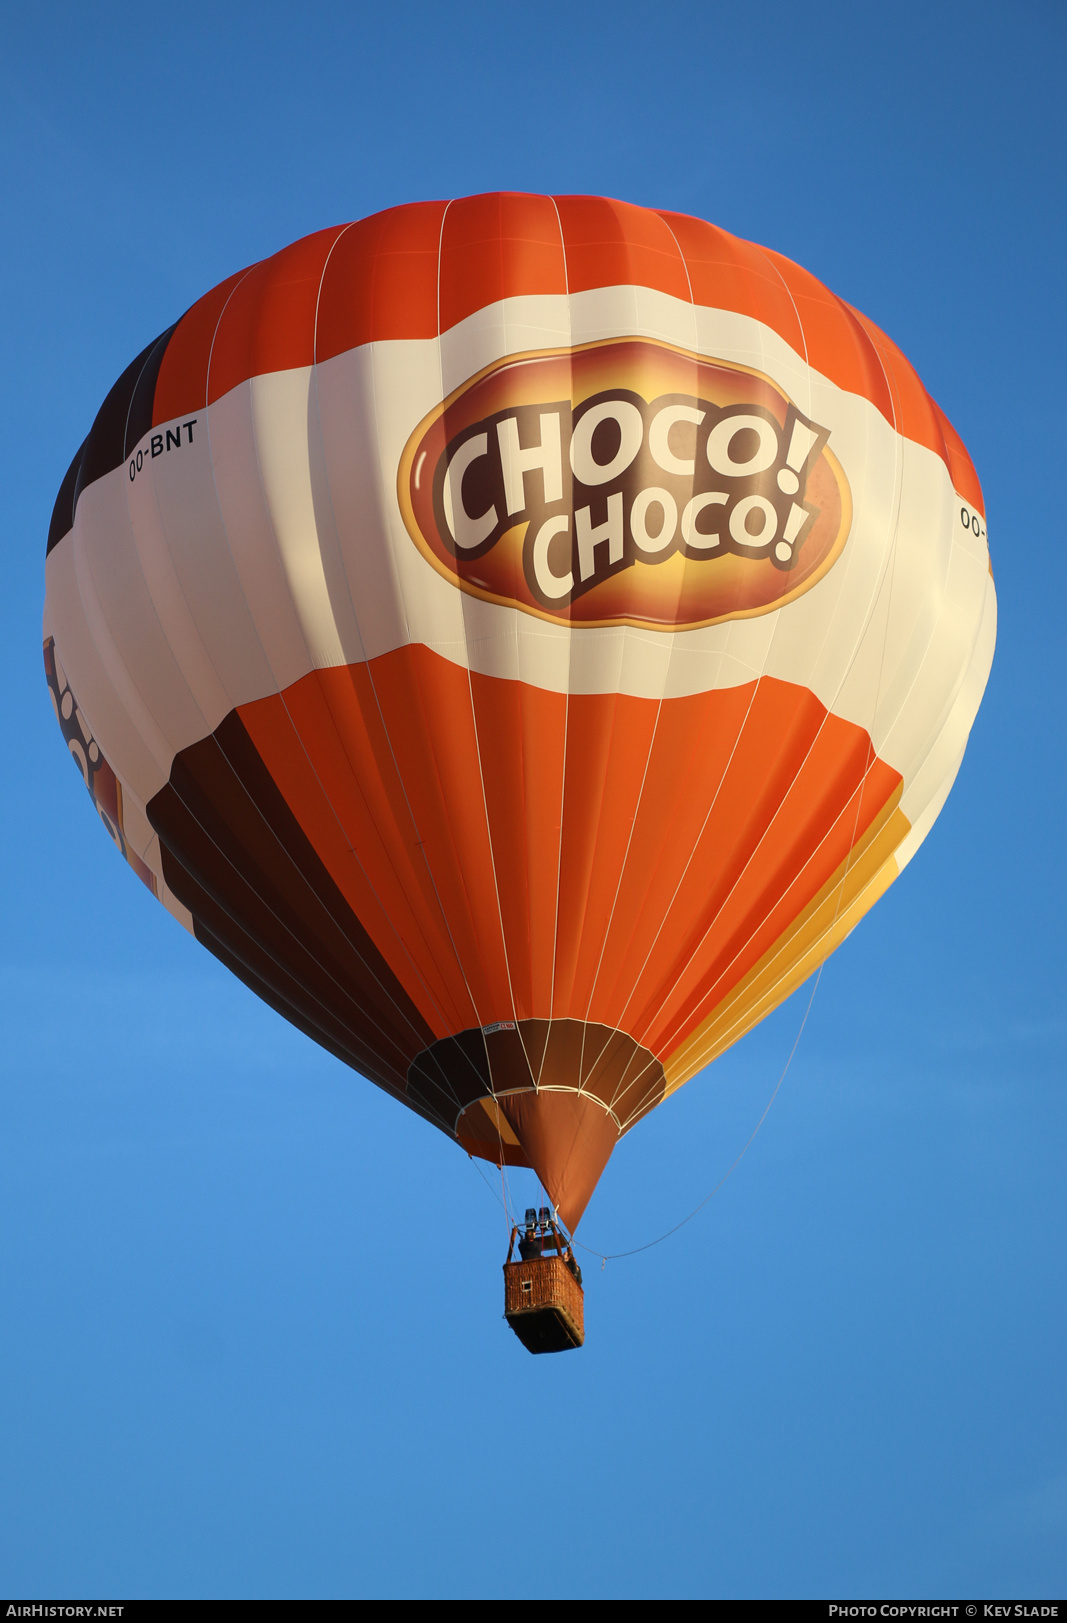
[398,338,852,631]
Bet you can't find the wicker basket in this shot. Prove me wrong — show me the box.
[504,1255,585,1353]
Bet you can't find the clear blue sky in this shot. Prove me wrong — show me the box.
[1,0,1063,1600]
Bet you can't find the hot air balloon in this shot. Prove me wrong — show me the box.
[44,194,994,1350]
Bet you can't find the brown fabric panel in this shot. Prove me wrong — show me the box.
[407,1017,665,1131]
[198,921,408,1096]
[579,1028,665,1130]
[405,1027,499,1128]
[524,1020,666,1125]
[148,710,436,1088]
[159,838,434,1109]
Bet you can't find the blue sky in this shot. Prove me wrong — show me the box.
[1,0,1064,1600]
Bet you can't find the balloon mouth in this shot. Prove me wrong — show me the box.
[409,1018,665,1231]
[457,1089,618,1234]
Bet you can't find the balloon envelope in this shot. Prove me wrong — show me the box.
[44,194,995,1229]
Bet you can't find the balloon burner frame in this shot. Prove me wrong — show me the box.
[503,1208,584,1353]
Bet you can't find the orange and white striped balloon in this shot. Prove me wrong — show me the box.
[43,194,995,1229]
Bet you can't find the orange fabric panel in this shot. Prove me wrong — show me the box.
[572,679,882,1044]
[466,668,567,1018]
[759,248,895,425]
[206,226,346,403]
[840,301,981,511]
[151,268,248,426]
[237,665,480,1038]
[438,192,567,332]
[569,680,760,1024]
[148,197,975,495]
[314,200,447,361]
[238,651,900,1075]
[846,303,946,460]
[638,706,899,1055]
[761,251,975,496]
[851,303,941,444]
[658,211,804,351]
[555,194,692,302]
[929,398,985,515]
[551,689,662,1015]
[760,249,979,494]
[659,797,906,1090]
[358,648,514,1020]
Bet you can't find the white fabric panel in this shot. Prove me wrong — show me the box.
[46,530,169,806]
[206,378,316,694]
[876,506,990,782]
[73,469,208,759]
[160,884,195,932]
[44,583,183,922]
[148,834,195,931]
[143,414,277,713]
[119,787,194,930]
[314,341,432,662]
[117,787,155,863]
[439,299,572,397]
[248,368,347,670]
[896,750,965,876]
[312,301,981,776]
[897,570,997,836]
[45,282,995,836]
[125,433,233,729]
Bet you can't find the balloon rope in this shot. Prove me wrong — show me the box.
[571,960,824,1264]
[467,1151,510,1230]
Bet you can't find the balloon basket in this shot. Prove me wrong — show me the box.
[503,1212,585,1354]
